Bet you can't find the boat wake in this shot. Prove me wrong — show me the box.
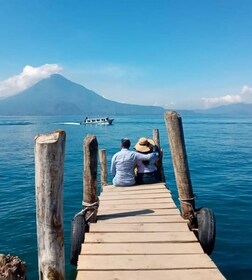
[57,122,81,125]
[0,121,33,126]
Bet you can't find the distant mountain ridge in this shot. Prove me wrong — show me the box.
[196,103,252,115]
[1,74,252,115]
[0,74,165,116]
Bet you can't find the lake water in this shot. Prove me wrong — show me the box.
[0,114,252,279]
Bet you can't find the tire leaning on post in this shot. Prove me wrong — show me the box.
[196,208,216,255]
[70,134,99,266]
[70,214,86,266]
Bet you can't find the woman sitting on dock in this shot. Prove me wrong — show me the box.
[134,137,161,184]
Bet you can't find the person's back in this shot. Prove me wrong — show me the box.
[136,155,157,173]
[111,138,158,186]
[134,137,160,184]
[111,147,137,186]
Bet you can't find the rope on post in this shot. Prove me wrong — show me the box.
[178,196,195,207]
[74,199,100,222]
[82,199,100,222]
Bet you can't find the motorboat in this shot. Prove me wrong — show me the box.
[80,116,114,125]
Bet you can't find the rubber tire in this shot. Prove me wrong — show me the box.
[70,214,86,266]
[196,207,216,255]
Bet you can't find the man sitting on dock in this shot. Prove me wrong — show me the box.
[111,138,159,186]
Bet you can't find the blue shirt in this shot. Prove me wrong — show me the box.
[111,148,158,186]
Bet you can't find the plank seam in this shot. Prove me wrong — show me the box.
[77,267,218,271]
[84,241,198,244]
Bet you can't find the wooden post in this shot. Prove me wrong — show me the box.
[83,134,98,223]
[164,111,195,221]
[34,130,65,280]
[153,129,166,182]
[153,129,160,148]
[0,254,26,279]
[99,149,108,192]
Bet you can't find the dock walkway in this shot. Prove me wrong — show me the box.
[76,182,225,280]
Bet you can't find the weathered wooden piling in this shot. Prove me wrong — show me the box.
[34,130,65,280]
[0,254,26,279]
[99,149,108,191]
[153,129,166,182]
[153,129,160,148]
[164,111,195,221]
[83,134,99,223]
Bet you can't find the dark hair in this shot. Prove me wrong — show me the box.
[121,138,131,149]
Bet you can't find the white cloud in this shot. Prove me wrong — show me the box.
[241,85,252,95]
[0,64,62,99]
[202,94,242,108]
[202,84,252,108]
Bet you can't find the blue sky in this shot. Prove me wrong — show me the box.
[1,0,252,109]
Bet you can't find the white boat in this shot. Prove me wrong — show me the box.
[80,116,114,125]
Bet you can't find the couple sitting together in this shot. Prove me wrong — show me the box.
[111,137,161,186]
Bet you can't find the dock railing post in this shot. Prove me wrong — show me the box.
[99,149,108,192]
[153,129,161,147]
[164,111,195,221]
[153,129,166,182]
[83,134,99,223]
[34,130,65,280]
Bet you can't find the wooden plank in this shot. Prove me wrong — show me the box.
[97,215,185,223]
[77,254,217,270]
[84,232,198,243]
[99,207,180,216]
[99,197,175,205]
[101,188,170,196]
[103,183,168,192]
[98,202,178,210]
[100,192,172,200]
[80,242,204,255]
[98,208,180,217]
[99,208,180,220]
[77,269,226,280]
[89,222,189,232]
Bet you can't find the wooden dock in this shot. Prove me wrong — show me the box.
[33,112,226,279]
[76,182,225,280]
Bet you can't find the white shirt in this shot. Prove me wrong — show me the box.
[111,148,158,186]
[136,156,158,173]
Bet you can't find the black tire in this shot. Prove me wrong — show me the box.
[70,214,86,266]
[196,207,216,255]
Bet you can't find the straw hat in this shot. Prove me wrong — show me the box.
[147,138,155,146]
[134,137,155,153]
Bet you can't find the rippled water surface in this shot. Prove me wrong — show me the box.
[0,114,252,279]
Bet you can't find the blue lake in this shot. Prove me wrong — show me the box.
[0,114,252,279]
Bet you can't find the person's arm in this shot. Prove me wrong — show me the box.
[111,155,116,176]
[135,151,159,161]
